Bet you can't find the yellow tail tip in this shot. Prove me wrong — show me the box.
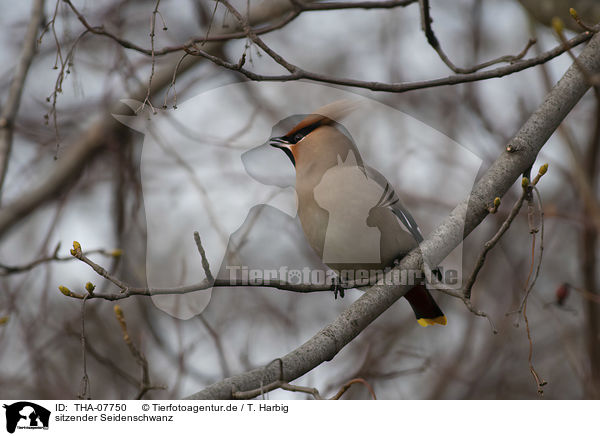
[417,316,447,327]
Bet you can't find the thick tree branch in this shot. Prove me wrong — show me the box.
[185,31,600,400]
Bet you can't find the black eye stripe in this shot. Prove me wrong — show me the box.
[286,123,321,144]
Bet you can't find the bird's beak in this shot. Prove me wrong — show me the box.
[270,136,296,166]
[269,136,290,148]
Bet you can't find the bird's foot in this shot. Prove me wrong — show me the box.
[331,282,345,299]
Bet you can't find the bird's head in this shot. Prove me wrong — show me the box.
[269,100,364,171]
[269,114,327,167]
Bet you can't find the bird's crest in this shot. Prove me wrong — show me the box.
[284,99,362,137]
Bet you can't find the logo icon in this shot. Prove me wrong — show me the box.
[3,402,50,433]
[111,81,479,319]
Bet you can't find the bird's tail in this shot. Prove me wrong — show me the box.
[404,284,447,326]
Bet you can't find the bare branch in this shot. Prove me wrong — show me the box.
[0,244,121,276]
[62,0,596,95]
[194,231,214,283]
[329,378,377,400]
[60,0,416,57]
[58,240,339,301]
[419,0,537,74]
[231,356,376,400]
[568,8,598,37]
[113,305,166,399]
[140,0,163,113]
[293,0,416,10]
[464,164,548,300]
[553,17,600,86]
[78,296,91,399]
[186,4,597,94]
[521,186,546,395]
[0,0,45,200]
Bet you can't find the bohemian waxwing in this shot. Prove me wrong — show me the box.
[270,101,446,326]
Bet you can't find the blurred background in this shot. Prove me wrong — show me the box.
[1,0,599,400]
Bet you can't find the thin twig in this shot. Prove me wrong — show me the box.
[163,53,188,109]
[418,0,536,74]
[569,8,598,34]
[523,292,547,394]
[78,295,91,399]
[198,315,231,378]
[0,243,121,275]
[45,0,65,154]
[201,0,220,46]
[113,305,166,399]
[553,18,600,87]
[568,285,600,304]
[69,242,131,292]
[232,380,321,399]
[140,0,162,114]
[329,378,377,400]
[518,186,545,313]
[464,192,527,299]
[461,298,497,334]
[522,229,546,395]
[290,0,416,10]
[506,184,546,395]
[45,27,91,159]
[465,164,548,300]
[194,231,214,283]
[232,376,376,400]
[64,240,339,300]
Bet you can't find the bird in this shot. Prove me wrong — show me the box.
[269,101,446,326]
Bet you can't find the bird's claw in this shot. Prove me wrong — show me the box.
[331,282,345,299]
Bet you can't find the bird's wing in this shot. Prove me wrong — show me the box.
[365,165,443,281]
[365,166,424,244]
